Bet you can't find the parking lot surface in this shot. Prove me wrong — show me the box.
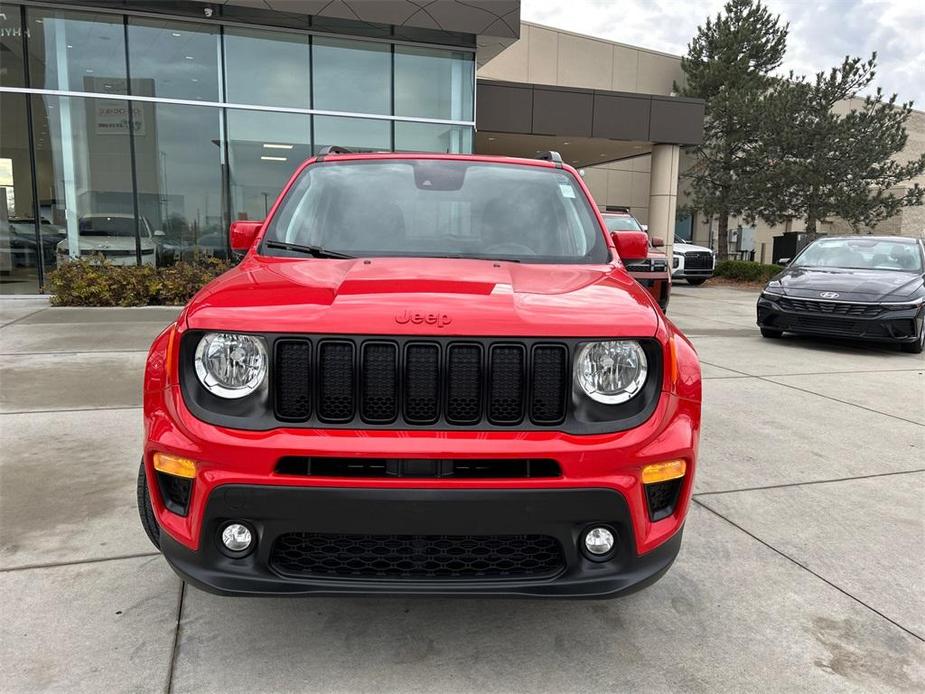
[1,286,923,693]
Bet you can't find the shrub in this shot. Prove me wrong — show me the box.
[47,255,234,307]
[713,259,782,283]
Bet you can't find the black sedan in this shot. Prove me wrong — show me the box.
[757,236,925,354]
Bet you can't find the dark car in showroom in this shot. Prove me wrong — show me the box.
[757,235,925,353]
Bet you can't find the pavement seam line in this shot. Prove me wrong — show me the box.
[693,498,925,643]
[0,405,143,415]
[699,360,925,427]
[166,582,186,694]
[0,307,50,329]
[694,468,925,497]
[0,551,161,573]
[0,349,150,356]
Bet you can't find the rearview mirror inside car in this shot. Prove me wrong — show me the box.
[230,221,263,251]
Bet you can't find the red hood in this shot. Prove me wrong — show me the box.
[184,256,660,337]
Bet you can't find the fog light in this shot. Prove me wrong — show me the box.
[221,523,253,553]
[583,526,615,556]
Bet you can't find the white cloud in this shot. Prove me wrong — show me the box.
[521,0,925,106]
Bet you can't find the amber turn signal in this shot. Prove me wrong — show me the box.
[641,459,686,485]
[153,452,198,479]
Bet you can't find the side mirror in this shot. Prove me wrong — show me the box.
[230,220,263,252]
[651,236,665,247]
[612,230,649,262]
[153,230,166,237]
[777,257,791,266]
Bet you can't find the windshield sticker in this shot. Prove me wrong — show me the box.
[559,183,576,198]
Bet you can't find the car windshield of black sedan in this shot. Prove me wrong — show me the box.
[793,238,923,273]
[263,160,609,264]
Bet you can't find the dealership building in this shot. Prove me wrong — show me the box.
[0,0,706,294]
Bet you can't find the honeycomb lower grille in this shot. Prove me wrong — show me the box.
[270,533,565,580]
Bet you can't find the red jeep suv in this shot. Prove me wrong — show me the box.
[138,149,702,598]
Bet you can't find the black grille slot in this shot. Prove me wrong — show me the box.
[275,340,311,421]
[276,456,561,478]
[645,479,682,521]
[530,345,568,424]
[445,344,483,424]
[404,343,440,424]
[361,342,398,422]
[270,533,565,580]
[488,345,525,424]
[155,471,192,516]
[317,341,355,422]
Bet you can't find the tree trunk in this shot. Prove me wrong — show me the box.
[805,216,816,233]
[716,214,729,260]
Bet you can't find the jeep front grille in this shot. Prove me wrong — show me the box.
[273,338,569,427]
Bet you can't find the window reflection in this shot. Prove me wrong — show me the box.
[31,95,137,273]
[26,7,127,95]
[128,18,219,102]
[1,94,39,294]
[313,37,390,115]
[0,3,25,87]
[227,110,310,221]
[395,122,473,154]
[313,116,390,153]
[224,27,309,108]
[133,103,225,264]
[394,46,473,121]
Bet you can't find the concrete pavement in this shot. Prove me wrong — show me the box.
[0,286,923,693]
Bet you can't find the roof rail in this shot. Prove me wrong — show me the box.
[535,150,563,166]
[316,145,353,159]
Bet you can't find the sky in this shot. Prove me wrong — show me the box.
[521,0,925,107]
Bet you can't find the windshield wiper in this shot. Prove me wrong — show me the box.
[426,254,522,263]
[264,240,355,259]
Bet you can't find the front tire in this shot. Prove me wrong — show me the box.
[900,322,924,354]
[686,278,707,286]
[137,461,161,550]
[760,327,783,339]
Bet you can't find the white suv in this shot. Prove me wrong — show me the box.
[672,237,715,285]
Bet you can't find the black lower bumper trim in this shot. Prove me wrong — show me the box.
[159,485,683,598]
[757,298,922,344]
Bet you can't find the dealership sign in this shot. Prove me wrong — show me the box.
[95,102,146,136]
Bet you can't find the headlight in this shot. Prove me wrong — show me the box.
[575,340,648,404]
[194,332,267,399]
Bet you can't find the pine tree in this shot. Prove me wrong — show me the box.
[677,0,788,258]
[752,54,925,233]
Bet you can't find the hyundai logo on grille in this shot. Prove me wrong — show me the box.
[819,292,840,299]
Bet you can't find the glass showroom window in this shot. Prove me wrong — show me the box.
[313,116,390,154]
[30,95,138,272]
[227,110,310,222]
[1,94,39,294]
[1,4,25,88]
[395,122,473,154]
[133,103,225,265]
[223,27,310,109]
[312,37,390,115]
[394,46,474,122]
[128,17,220,102]
[26,7,128,95]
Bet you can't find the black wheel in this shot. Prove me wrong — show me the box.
[900,322,924,354]
[686,278,707,286]
[137,460,161,550]
[760,327,783,339]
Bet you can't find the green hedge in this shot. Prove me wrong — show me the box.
[713,259,782,283]
[47,255,234,307]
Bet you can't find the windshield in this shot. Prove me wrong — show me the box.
[79,216,138,238]
[602,214,642,232]
[792,238,923,273]
[263,160,609,264]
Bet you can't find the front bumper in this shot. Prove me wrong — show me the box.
[757,294,923,343]
[160,485,683,597]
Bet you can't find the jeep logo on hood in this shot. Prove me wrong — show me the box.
[395,310,452,328]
